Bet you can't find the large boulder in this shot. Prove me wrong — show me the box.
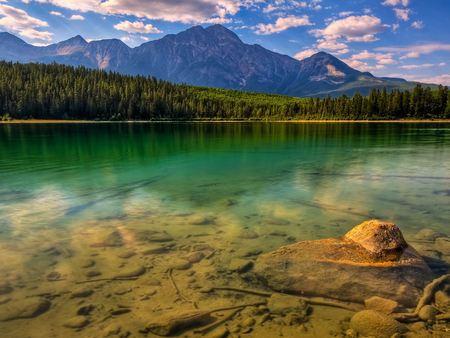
[253,220,434,307]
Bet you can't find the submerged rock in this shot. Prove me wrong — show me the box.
[349,310,405,338]
[0,284,13,295]
[63,316,89,328]
[415,229,447,241]
[364,296,400,315]
[435,238,450,255]
[253,220,434,307]
[0,298,51,321]
[267,293,308,316]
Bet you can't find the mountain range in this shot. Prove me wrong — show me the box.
[0,25,436,98]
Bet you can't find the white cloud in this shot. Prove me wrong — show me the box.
[399,51,420,59]
[69,15,84,20]
[21,0,249,24]
[378,58,398,65]
[363,8,372,14]
[394,8,411,21]
[375,43,450,54]
[204,17,233,24]
[412,75,450,86]
[50,11,64,17]
[342,59,385,71]
[316,39,347,50]
[411,21,424,29]
[331,48,349,55]
[382,0,410,6]
[293,48,317,60]
[392,23,399,32]
[339,11,353,17]
[439,63,446,66]
[311,15,385,43]
[0,4,53,41]
[351,50,394,61]
[398,64,435,69]
[254,15,313,35]
[114,20,162,34]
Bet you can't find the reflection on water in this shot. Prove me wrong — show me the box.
[1,122,450,337]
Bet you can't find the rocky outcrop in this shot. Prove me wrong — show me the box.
[253,220,435,307]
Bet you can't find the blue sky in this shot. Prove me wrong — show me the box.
[0,0,449,85]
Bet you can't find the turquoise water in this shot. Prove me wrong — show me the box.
[1,122,450,337]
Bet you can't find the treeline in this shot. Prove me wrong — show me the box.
[1,61,449,121]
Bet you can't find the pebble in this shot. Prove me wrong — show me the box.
[364,296,400,315]
[207,327,229,338]
[228,258,252,272]
[110,308,131,315]
[188,216,211,225]
[435,238,450,255]
[241,317,256,327]
[114,266,146,278]
[229,325,241,333]
[186,277,196,283]
[85,270,102,278]
[143,288,157,296]
[103,230,125,246]
[191,244,214,252]
[0,284,13,295]
[256,313,270,325]
[63,316,89,328]
[118,250,136,259]
[77,304,94,316]
[349,310,405,338]
[0,297,11,305]
[409,321,427,332]
[72,287,93,298]
[418,305,437,321]
[346,329,358,338]
[182,251,205,263]
[142,245,167,255]
[171,259,191,270]
[234,249,262,257]
[237,230,258,239]
[435,291,450,312]
[267,294,308,316]
[138,277,161,286]
[46,271,61,279]
[415,229,447,241]
[80,259,95,268]
[0,298,51,321]
[264,218,290,226]
[103,323,121,336]
[114,286,132,295]
[149,233,174,242]
[241,327,253,333]
[200,260,214,266]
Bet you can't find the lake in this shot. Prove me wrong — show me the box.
[1,122,450,337]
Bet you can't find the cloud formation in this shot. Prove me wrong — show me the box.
[293,48,317,60]
[0,4,53,40]
[22,0,250,24]
[413,74,450,86]
[375,43,450,54]
[399,63,435,69]
[114,20,162,34]
[254,15,313,34]
[69,15,85,20]
[381,0,410,6]
[310,15,385,43]
[411,21,424,29]
[393,8,411,21]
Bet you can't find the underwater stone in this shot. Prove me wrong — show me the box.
[103,323,121,336]
[228,258,252,272]
[138,277,161,286]
[103,230,125,246]
[267,294,308,316]
[264,218,290,226]
[364,296,400,315]
[0,284,13,295]
[435,238,450,255]
[149,233,174,242]
[418,305,437,321]
[142,245,167,255]
[118,250,136,258]
[63,316,89,328]
[349,310,405,338]
[181,251,205,263]
[72,287,93,298]
[0,298,51,321]
[85,270,102,277]
[171,260,191,270]
[435,291,450,313]
[416,229,447,241]
[253,220,434,307]
[237,230,258,239]
[114,265,146,278]
[188,216,211,225]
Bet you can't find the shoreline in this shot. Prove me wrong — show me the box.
[2,119,450,124]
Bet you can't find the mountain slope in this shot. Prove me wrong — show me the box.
[0,26,437,97]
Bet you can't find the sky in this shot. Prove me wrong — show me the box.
[0,0,449,85]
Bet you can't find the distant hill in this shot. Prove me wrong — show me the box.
[0,26,438,98]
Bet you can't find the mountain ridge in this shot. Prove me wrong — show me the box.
[0,26,437,97]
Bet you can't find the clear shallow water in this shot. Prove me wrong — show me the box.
[1,122,450,337]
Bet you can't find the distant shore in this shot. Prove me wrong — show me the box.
[2,119,450,123]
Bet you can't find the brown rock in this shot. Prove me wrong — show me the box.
[435,238,450,255]
[0,298,51,321]
[416,229,447,241]
[435,291,450,313]
[364,296,400,315]
[103,230,125,246]
[191,244,214,252]
[114,266,146,278]
[171,260,191,270]
[142,245,167,255]
[253,220,434,307]
[63,316,89,328]
[0,284,13,295]
[138,277,161,286]
[349,310,405,338]
[72,287,93,298]
[103,323,121,336]
[237,230,258,239]
[188,216,211,225]
[267,294,308,316]
[85,270,102,278]
[228,258,252,272]
[181,251,205,263]
[418,305,437,321]
[241,317,256,327]
[80,259,95,268]
[118,250,136,258]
